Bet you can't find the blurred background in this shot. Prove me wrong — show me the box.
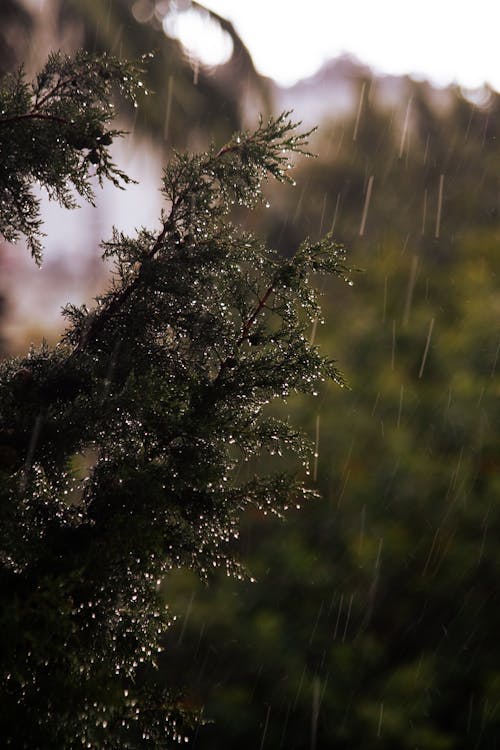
[2,1,500,747]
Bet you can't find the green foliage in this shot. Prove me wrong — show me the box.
[0,50,146,262]
[0,0,270,148]
[0,56,347,747]
[158,83,500,748]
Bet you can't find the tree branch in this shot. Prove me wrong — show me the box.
[33,75,73,111]
[71,145,236,356]
[236,284,275,346]
[0,112,70,127]
[72,215,175,354]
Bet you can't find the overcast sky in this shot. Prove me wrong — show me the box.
[165,0,500,91]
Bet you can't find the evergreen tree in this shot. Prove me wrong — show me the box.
[0,52,348,747]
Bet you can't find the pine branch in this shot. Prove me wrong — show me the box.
[237,282,276,345]
[32,74,75,110]
[72,216,175,354]
[71,113,311,356]
[0,51,147,262]
[0,112,69,126]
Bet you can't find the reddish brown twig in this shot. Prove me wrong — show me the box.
[236,284,275,346]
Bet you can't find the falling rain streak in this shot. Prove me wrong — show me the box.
[293,180,308,223]
[377,703,384,737]
[403,255,418,326]
[259,705,271,750]
[177,591,195,644]
[419,317,435,378]
[336,468,351,509]
[359,175,374,236]
[163,74,173,141]
[397,385,404,430]
[330,193,341,232]
[352,81,366,142]
[423,133,430,165]
[309,317,319,346]
[399,97,412,158]
[309,602,324,645]
[382,276,388,323]
[435,174,444,238]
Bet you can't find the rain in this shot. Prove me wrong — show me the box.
[1,1,500,748]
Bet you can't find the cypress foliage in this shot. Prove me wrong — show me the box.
[0,53,348,747]
[0,50,145,263]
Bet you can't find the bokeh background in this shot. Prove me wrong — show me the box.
[2,2,500,747]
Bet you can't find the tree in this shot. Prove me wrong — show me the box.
[0,52,348,747]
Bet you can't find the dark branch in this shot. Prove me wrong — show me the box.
[0,112,70,127]
[236,284,275,346]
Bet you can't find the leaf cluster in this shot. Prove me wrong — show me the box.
[0,50,147,262]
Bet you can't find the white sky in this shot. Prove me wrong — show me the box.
[166,0,500,90]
